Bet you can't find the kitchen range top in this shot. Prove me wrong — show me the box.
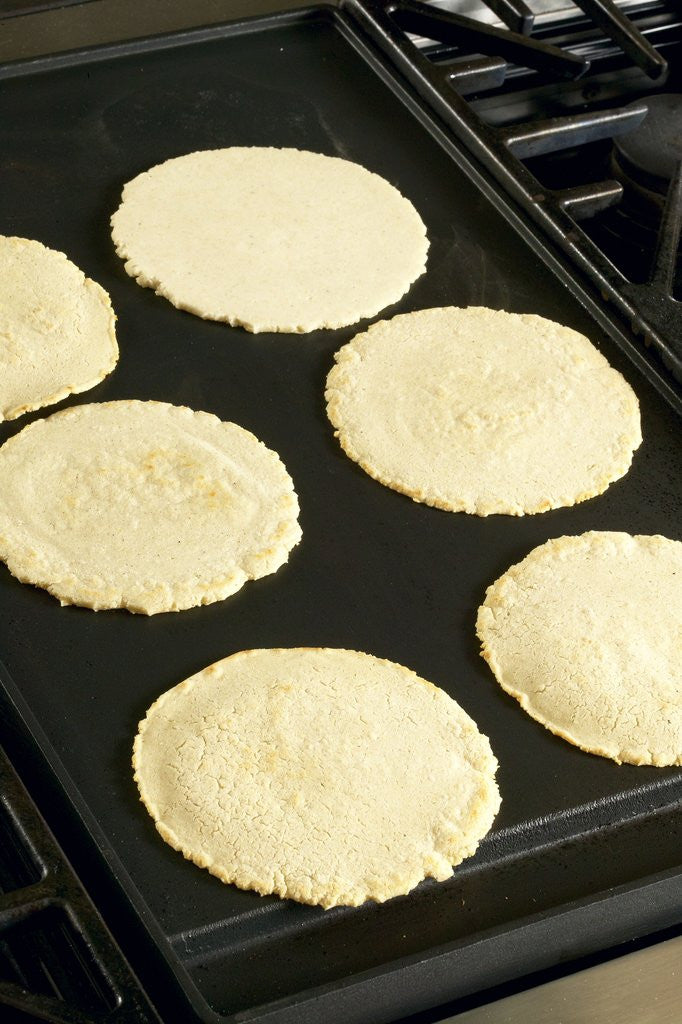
[0,2,680,1023]
[355,0,682,402]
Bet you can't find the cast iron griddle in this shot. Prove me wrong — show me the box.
[0,8,681,1024]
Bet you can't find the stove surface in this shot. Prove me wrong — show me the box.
[0,3,680,1024]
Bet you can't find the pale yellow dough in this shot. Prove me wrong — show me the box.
[110,147,428,333]
[0,236,118,422]
[477,532,682,765]
[326,307,642,516]
[0,401,301,614]
[133,648,500,908]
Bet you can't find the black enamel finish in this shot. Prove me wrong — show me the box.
[0,8,681,1024]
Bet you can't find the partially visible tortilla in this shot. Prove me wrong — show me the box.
[477,532,682,765]
[0,236,118,422]
[0,400,301,614]
[326,306,642,516]
[133,647,500,907]
[111,147,429,333]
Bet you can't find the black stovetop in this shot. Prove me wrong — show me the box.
[0,3,681,1024]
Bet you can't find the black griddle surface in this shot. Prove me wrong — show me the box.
[0,9,681,1023]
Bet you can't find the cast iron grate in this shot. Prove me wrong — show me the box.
[348,0,682,394]
[0,746,160,1024]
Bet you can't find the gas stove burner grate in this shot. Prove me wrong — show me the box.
[394,0,667,78]
[350,0,682,398]
[0,746,159,1024]
[393,0,592,78]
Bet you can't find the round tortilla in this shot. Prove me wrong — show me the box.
[0,400,301,614]
[476,532,682,765]
[0,236,118,422]
[325,307,642,516]
[110,147,428,333]
[133,648,500,907]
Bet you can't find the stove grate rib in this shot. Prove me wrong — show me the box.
[574,0,668,78]
[393,0,590,78]
[484,0,535,35]
[0,747,160,1024]
[500,101,648,156]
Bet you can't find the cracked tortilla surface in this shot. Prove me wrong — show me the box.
[111,147,428,333]
[477,532,682,765]
[325,307,641,516]
[0,400,300,614]
[133,648,500,908]
[0,236,118,422]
